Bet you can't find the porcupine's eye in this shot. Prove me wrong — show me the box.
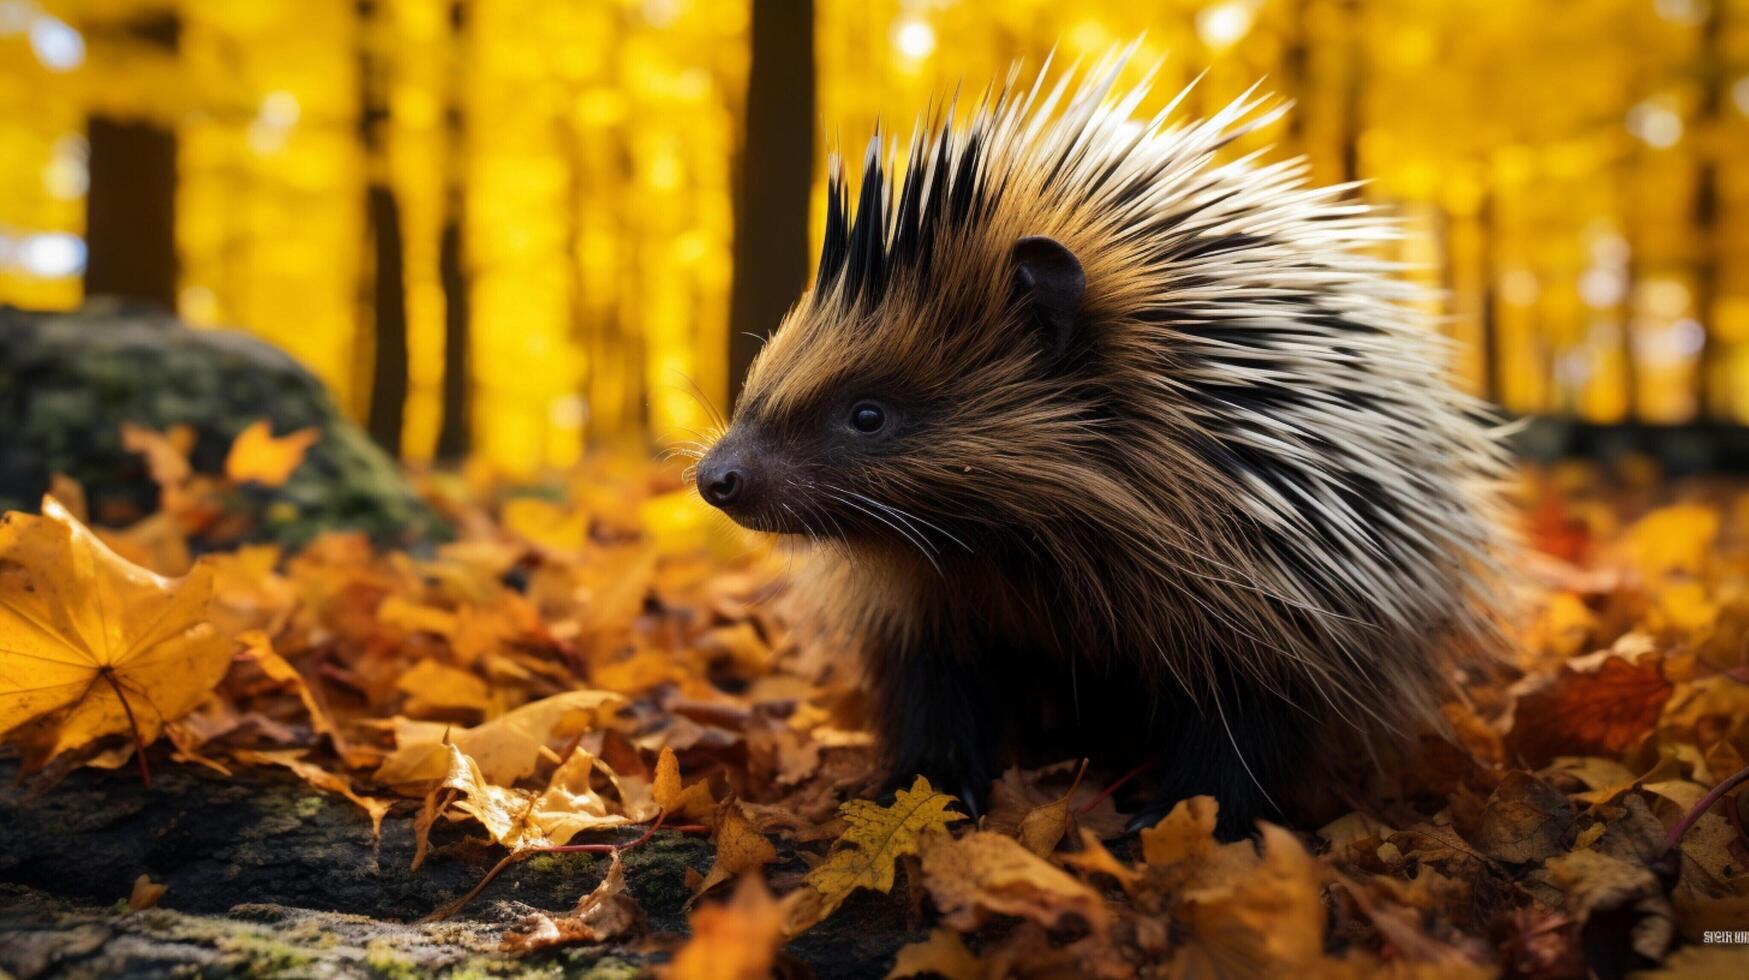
[849,401,886,434]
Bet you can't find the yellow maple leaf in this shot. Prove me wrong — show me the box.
[0,497,234,777]
[795,775,963,931]
[224,420,320,487]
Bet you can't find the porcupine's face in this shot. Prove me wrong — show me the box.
[695,232,1088,561]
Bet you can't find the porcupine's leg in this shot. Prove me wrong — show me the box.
[870,642,1003,817]
[1125,679,1309,840]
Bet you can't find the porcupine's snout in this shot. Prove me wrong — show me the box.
[697,444,750,509]
[697,429,801,533]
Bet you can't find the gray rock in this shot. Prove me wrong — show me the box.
[0,304,443,547]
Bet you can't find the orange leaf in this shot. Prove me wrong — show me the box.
[121,422,194,492]
[653,745,716,822]
[693,800,778,901]
[887,928,985,980]
[1176,825,1327,973]
[1140,794,1220,866]
[224,420,320,487]
[1506,656,1672,766]
[128,874,167,910]
[666,874,787,980]
[0,497,233,772]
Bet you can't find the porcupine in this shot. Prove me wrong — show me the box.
[694,54,1510,838]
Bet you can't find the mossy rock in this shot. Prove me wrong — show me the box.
[0,304,443,547]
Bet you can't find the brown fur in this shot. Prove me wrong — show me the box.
[698,55,1512,833]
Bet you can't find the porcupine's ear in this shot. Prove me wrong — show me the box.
[1011,236,1085,367]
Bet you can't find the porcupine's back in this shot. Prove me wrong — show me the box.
[739,51,1514,744]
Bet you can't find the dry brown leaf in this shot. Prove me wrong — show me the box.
[693,799,778,900]
[1472,771,1576,865]
[224,420,320,487]
[666,874,787,980]
[0,497,234,771]
[502,850,644,952]
[128,874,166,910]
[1010,760,1088,857]
[919,829,1110,934]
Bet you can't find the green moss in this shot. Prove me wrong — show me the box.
[362,939,421,980]
[212,933,317,975]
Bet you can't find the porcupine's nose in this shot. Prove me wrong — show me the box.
[697,454,747,508]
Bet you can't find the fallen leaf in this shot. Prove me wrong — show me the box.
[1621,503,1718,578]
[666,874,787,980]
[502,850,644,952]
[796,776,963,932]
[1175,825,1326,975]
[121,423,194,496]
[128,874,166,910]
[375,688,622,786]
[435,743,633,850]
[693,799,778,900]
[1472,771,1576,865]
[224,420,320,487]
[237,631,361,764]
[0,497,234,772]
[887,927,984,980]
[1538,848,1674,969]
[1012,760,1088,857]
[1059,827,1140,896]
[1140,794,1220,866]
[919,829,1110,933]
[652,745,716,822]
[1506,656,1672,767]
[234,748,393,837]
[396,658,491,714]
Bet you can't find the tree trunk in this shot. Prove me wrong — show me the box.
[726,0,816,407]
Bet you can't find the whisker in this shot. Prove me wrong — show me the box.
[823,489,944,578]
[839,488,971,553]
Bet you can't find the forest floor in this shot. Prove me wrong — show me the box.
[2,425,1748,978]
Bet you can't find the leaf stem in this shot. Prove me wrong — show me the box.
[1664,761,1749,853]
[423,810,708,922]
[1077,755,1158,816]
[97,669,152,790]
